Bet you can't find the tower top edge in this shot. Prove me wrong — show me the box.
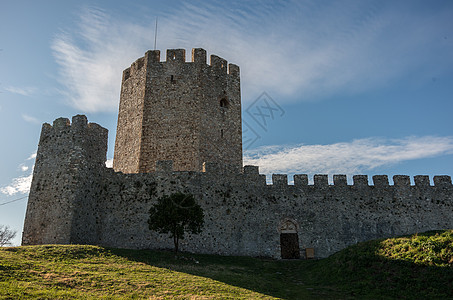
[122,48,239,80]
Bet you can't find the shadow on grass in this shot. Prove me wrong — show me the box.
[310,235,453,299]
[109,231,452,300]
[109,248,337,300]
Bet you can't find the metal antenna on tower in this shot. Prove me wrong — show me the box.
[154,17,158,50]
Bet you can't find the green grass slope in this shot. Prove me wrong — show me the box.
[310,230,453,299]
[0,230,452,299]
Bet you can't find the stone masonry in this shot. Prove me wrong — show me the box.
[22,48,453,259]
[114,48,242,174]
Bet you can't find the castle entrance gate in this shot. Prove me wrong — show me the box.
[279,219,300,259]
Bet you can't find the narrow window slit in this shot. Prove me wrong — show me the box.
[220,98,228,108]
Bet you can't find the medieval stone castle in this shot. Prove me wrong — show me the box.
[22,48,453,259]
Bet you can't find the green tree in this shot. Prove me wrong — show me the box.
[148,192,204,253]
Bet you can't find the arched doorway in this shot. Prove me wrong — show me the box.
[279,219,300,259]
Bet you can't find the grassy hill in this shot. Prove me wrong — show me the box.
[1,230,452,299]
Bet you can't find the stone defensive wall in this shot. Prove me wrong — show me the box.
[122,48,240,82]
[23,116,453,259]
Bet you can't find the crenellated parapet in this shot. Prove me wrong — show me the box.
[270,173,452,188]
[37,115,108,170]
[122,48,239,82]
[114,48,242,174]
[136,160,453,190]
[40,115,106,140]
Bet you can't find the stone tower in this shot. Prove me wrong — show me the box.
[113,48,242,173]
[22,115,108,245]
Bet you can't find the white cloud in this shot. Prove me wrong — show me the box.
[2,136,452,195]
[1,153,36,196]
[244,136,453,177]
[105,159,113,168]
[22,114,40,124]
[4,86,37,97]
[0,173,32,196]
[51,2,453,112]
[27,153,37,160]
[51,7,155,112]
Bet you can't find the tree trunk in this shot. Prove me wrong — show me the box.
[173,235,179,253]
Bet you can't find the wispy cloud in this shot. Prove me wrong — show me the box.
[0,153,36,196]
[51,7,155,112]
[4,86,37,97]
[27,153,37,160]
[51,1,453,112]
[2,136,452,194]
[22,114,40,124]
[244,136,453,177]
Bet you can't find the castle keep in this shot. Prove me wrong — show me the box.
[114,48,242,173]
[22,48,453,259]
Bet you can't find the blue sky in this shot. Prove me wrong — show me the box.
[1,0,452,245]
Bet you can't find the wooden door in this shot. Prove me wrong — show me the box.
[280,232,300,259]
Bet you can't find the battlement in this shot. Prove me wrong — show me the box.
[37,115,108,169]
[290,173,451,188]
[41,115,107,137]
[288,174,451,187]
[115,49,242,174]
[145,161,453,188]
[122,48,240,81]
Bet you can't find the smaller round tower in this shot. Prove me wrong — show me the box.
[22,115,108,245]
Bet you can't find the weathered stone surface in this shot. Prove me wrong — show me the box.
[22,115,453,258]
[22,115,108,245]
[113,48,242,174]
[22,48,453,259]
